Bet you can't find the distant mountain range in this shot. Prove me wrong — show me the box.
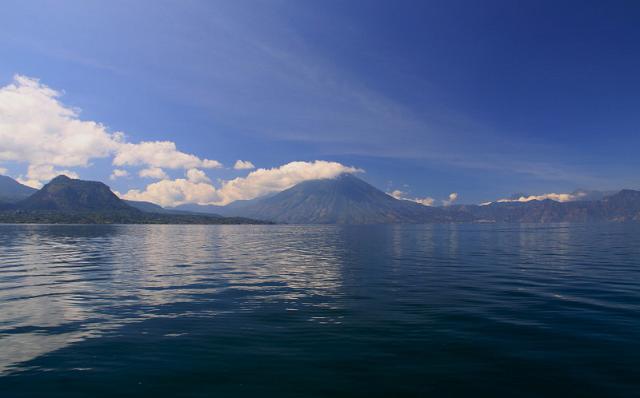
[0,175,37,203]
[0,175,266,224]
[209,174,640,224]
[1,173,639,224]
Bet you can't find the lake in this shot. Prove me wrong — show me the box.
[0,223,639,397]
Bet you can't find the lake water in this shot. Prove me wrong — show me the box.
[0,223,639,397]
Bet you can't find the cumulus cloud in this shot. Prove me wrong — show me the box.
[0,75,121,172]
[123,160,361,207]
[186,168,211,184]
[217,161,362,205]
[15,179,43,189]
[0,75,223,186]
[123,178,218,207]
[234,160,255,170]
[27,165,79,181]
[16,165,79,189]
[113,141,222,170]
[388,190,435,206]
[139,167,169,180]
[442,192,458,206]
[0,76,365,206]
[110,169,129,180]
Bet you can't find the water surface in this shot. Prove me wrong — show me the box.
[1,224,639,397]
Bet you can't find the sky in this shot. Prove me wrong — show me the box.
[1,0,639,206]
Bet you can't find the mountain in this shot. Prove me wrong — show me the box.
[0,175,37,203]
[170,194,277,216]
[502,189,612,203]
[208,174,640,224]
[125,199,168,213]
[4,173,639,225]
[224,174,465,224]
[599,190,640,221]
[571,189,613,202]
[124,199,221,217]
[467,199,593,223]
[0,175,267,225]
[464,189,640,223]
[171,203,227,215]
[18,175,134,212]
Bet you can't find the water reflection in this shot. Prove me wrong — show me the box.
[0,225,349,373]
[1,223,640,397]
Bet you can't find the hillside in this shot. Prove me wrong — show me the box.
[219,174,640,224]
[0,175,37,204]
[0,175,267,225]
[226,174,466,224]
[2,173,639,224]
[18,175,135,212]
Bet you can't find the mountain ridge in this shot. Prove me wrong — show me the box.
[1,173,640,224]
[217,174,640,224]
[0,175,37,204]
[0,175,267,224]
[18,175,135,212]
[227,174,450,224]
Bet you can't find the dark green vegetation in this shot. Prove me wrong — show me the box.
[0,176,267,225]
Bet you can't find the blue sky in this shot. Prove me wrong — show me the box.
[1,0,639,205]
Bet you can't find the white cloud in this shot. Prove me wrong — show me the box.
[139,167,169,180]
[26,165,79,180]
[123,160,361,207]
[0,76,365,206]
[388,189,435,206]
[123,179,218,208]
[389,190,405,200]
[186,168,211,183]
[496,192,586,204]
[234,160,255,170]
[16,165,79,189]
[0,75,223,186]
[0,75,121,173]
[0,167,7,175]
[414,197,436,206]
[217,161,362,205]
[113,141,222,170]
[442,192,458,206]
[109,169,129,180]
[15,178,43,189]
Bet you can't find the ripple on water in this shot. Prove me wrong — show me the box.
[0,223,639,397]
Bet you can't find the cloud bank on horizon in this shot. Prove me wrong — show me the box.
[2,1,639,207]
[0,75,362,206]
[124,161,362,207]
[0,75,619,208]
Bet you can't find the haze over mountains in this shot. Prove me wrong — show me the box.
[0,173,639,224]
